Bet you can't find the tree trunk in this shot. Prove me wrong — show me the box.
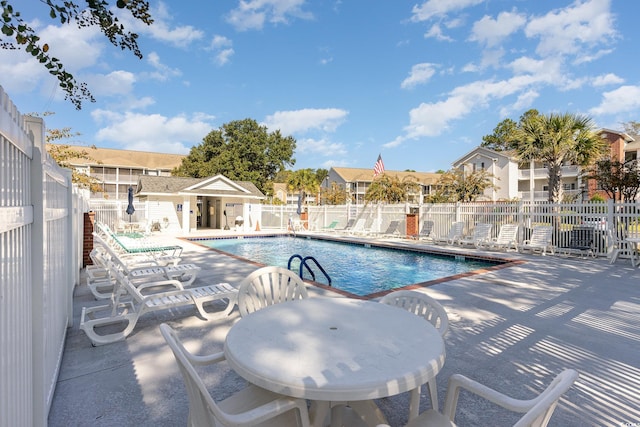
[547,162,563,203]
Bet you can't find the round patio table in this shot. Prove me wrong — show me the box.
[224,297,446,427]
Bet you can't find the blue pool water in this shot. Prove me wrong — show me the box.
[195,236,499,297]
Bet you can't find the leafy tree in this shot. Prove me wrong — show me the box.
[586,158,640,202]
[622,120,640,137]
[173,118,296,194]
[481,109,540,151]
[45,127,104,193]
[364,174,420,204]
[315,168,328,186]
[516,112,607,203]
[1,0,153,109]
[321,182,347,205]
[429,168,497,202]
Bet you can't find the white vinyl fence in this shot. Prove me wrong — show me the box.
[264,199,639,257]
[0,87,86,426]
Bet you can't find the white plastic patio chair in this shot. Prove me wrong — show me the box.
[434,221,465,245]
[237,266,309,317]
[519,225,554,256]
[393,369,579,427]
[477,223,519,252]
[80,261,237,345]
[159,323,311,427]
[380,290,449,414]
[456,223,493,248]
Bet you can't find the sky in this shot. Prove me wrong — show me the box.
[3,0,640,173]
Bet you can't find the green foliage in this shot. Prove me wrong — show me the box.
[173,118,296,194]
[45,126,105,194]
[364,174,420,204]
[430,168,497,202]
[586,158,640,202]
[481,109,539,151]
[1,0,153,109]
[321,182,347,205]
[589,194,606,203]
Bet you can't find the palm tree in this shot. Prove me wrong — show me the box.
[431,168,497,202]
[516,112,607,203]
[365,174,420,204]
[287,169,319,209]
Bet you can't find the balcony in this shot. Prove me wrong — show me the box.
[518,165,579,180]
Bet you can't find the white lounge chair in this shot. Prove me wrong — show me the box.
[80,261,237,346]
[456,223,492,248]
[478,223,519,251]
[159,323,311,427]
[519,225,554,255]
[237,266,309,317]
[395,369,579,427]
[381,290,449,415]
[433,222,464,245]
[87,246,201,299]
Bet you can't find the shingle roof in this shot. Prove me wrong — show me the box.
[46,144,186,169]
[136,175,264,198]
[331,167,441,184]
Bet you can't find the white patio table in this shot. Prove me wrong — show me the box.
[224,297,446,427]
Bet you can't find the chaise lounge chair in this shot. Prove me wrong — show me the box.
[321,220,339,232]
[519,225,554,256]
[456,223,492,248]
[376,220,403,238]
[558,226,595,258]
[80,261,237,346]
[477,223,519,251]
[88,243,202,299]
[411,220,435,241]
[433,221,464,245]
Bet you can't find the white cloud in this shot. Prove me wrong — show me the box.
[424,23,454,41]
[411,0,484,22]
[401,63,438,89]
[85,71,137,96]
[589,85,640,116]
[145,52,182,80]
[469,10,526,47]
[209,35,235,66]
[0,49,47,93]
[263,108,348,135]
[91,110,215,153]
[591,73,624,87]
[499,90,539,116]
[525,0,617,58]
[226,0,313,31]
[128,2,204,48]
[39,24,103,70]
[296,137,348,156]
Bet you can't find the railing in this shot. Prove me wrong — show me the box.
[0,87,86,427]
[287,254,332,286]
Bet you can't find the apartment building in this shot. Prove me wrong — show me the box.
[452,129,636,202]
[46,144,186,199]
[325,167,441,204]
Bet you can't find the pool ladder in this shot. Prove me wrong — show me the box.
[288,254,332,286]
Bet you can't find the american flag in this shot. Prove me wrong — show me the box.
[373,154,385,177]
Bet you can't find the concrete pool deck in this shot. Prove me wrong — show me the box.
[48,231,640,426]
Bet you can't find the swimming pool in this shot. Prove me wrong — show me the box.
[192,236,502,297]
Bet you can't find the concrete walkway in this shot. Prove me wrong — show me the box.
[48,233,640,426]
